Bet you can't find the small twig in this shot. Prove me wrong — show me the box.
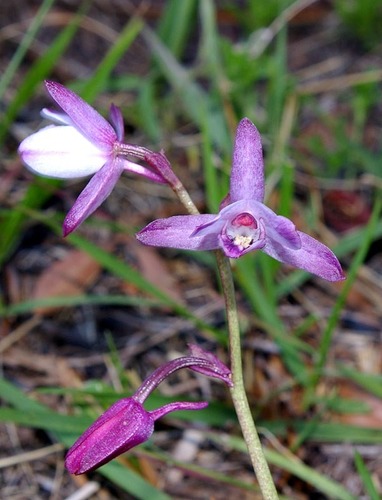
[0,443,64,469]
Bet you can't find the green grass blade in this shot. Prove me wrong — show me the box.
[0,378,169,498]
[101,461,170,500]
[337,365,382,399]
[142,25,230,153]
[79,17,144,103]
[0,178,59,266]
[1,294,160,318]
[265,448,357,500]
[306,195,382,402]
[0,1,87,145]
[158,0,197,58]
[208,432,356,500]
[354,450,380,500]
[22,207,224,340]
[0,0,55,100]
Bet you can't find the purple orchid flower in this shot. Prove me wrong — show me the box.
[18,81,165,236]
[65,346,232,475]
[137,118,345,282]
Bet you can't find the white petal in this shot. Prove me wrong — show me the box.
[18,125,109,179]
[41,108,73,125]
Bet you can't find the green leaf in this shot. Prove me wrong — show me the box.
[354,450,380,500]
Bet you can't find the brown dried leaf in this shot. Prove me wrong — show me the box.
[32,249,101,315]
[129,240,183,304]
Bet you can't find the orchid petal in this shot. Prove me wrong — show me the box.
[45,80,116,150]
[149,401,208,421]
[263,231,345,282]
[136,214,219,251]
[63,158,124,236]
[41,107,72,125]
[188,344,233,387]
[109,104,124,142]
[65,398,154,474]
[230,118,265,202]
[122,159,166,184]
[18,125,108,178]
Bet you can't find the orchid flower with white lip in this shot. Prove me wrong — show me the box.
[137,118,345,282]
[18,81,165,236]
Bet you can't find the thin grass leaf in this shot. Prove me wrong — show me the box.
[79,17,144,103]
[101,461,170,500]
[208,432,356,500]
[264,419,382,443]
[140,449,260,493]
[158,0,197,58]
[0,178,60,266]
[201,112,224,213]
[0,378,169,498]
[337,365,382,399]
[0,1,87,144]
[0,4,86,264]
[306,195,382,403]
[22,207,225,342]
[0,0,55,100]
[141,25,230,153]
[276,218,382,299]
[234,256,310,383]
[1,294,160,318]
[265,448,357,500]
[354,450,380,500]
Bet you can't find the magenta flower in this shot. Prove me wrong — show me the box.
[18,81,165,236]
[65,346,232,474]
[137,118,345,282]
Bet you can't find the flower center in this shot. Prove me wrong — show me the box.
[225,213,260,251]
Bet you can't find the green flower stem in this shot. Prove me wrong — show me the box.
[215,251,278,499]
[169,165,278,498]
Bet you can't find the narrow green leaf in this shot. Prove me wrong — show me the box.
[79,17,143,103]
[1,294,159,318]
[0,0,55,100]
[158,0,197,58]
[0,2,86,144]
[337,365,382,399]
[354,450,380,500]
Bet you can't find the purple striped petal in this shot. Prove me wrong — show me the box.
[45,81,116,151]
[136,214,219,250]
[65,398,154,474]
[109,104,124,142]
[263,231,345,282]
[63,158,124,236]
[122,159,166,183]
[230,118,265,203]
[149,401,208,421]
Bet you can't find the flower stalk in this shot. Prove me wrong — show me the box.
[216,251,279,499]
[166,163,279,498]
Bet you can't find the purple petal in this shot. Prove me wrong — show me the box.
[149,401,208,421]
[188,345,232,387]
[65,398,154,474]
[263,231,345,282]
[109,104,124,142]
[63,158,124,236]
[136,214,219,251]
[18,125,108,179]
[122,159,166,184]
[45,81,116,151]
[230,118,265,203]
